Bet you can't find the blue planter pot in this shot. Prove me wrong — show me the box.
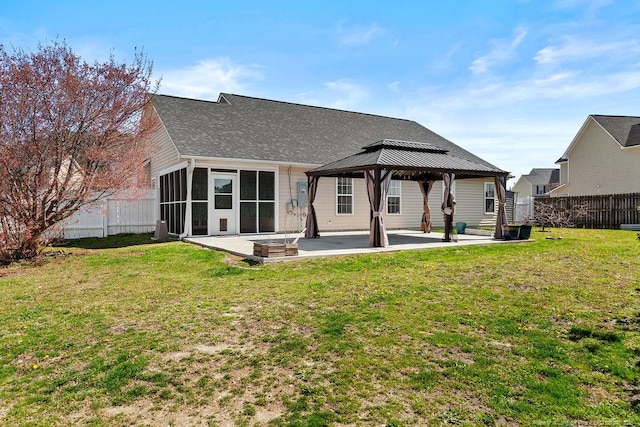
[519,225,532,240]
[502,225,520,240]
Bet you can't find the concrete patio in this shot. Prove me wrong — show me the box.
[185,229,529,263]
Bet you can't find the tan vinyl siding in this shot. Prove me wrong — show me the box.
[452,179,497,227]
[149,121,181,179]
[560,162,568,185]
[278,166,313,233]
[313,176,370,231]
[289,175,494,232]
[562,120,640,196]
[511,176,532,198]
[384,181,424,230]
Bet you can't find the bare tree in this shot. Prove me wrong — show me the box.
[0,40,159,263]
[526,201,590,231]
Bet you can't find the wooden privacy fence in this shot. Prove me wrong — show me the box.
[534,192,640,229]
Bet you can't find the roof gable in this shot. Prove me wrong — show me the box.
[591,115,640,148]
[557,114,640,162]
[523,168,560,185]
[151,93,502,170]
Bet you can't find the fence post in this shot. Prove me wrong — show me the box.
[608,195,613,228]
[103,199,109,238]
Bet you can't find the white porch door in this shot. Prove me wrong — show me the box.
[209,173,236,235]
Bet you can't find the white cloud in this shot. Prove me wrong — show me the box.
[336,23,382,47]
[393,61,640,179]
[158,58,264,100]
[535,37,640,65]
[400,103,581,180]
[386,81,401,93]
[324,79,369,109]
[419,66,640,115]
[470,26,528,74]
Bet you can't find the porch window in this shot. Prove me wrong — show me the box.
[240,170,275,233]
[484,182,496,214]
[159,168,187,235]
[336,177,353,215]
[386,180,401,214]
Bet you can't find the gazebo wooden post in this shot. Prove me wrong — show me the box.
[373,168,382,246]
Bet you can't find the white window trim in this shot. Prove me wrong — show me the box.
[386,180,402,215]
[336,177,354,215]
[484,181,496,214]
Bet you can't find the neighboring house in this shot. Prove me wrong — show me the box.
[147,93,506,237]
[512,168,560,197]
[550,115,640,196]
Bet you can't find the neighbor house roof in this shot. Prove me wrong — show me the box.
[555,114,640,163]
[521,168,560,186]
[151,93,503,170]
[591,115,640,148]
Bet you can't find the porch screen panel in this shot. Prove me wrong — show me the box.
[259,202,275,232]
[240,202,257,233]
[240,170,257,200]
[259,171,275,232]
[259,171,275,200]
[159,167,187,235]
[191,167,208,235]
[180,168,187,200]
[239,170,275,233]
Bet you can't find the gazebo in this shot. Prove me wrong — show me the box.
[304,139,510,246]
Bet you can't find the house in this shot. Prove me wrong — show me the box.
[550,115,640,196]
[147,93,507,237]
[512,168,560,197]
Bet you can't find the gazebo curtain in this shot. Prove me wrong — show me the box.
[365,169,392,247]
[418,180,434,233]
[442,173,456,241]
[494,175,507,239]
[304,176,320,238]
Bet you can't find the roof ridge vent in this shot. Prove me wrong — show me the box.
[363,139,449,154]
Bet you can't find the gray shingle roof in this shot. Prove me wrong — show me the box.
[523,168,560,185]
[591,115,640,147]
[151,93,504,170]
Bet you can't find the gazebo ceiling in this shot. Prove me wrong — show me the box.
[307,139,509,180]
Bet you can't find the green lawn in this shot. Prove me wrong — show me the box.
[1,229,639,426]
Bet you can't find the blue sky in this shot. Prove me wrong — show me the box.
[3,0,640,183]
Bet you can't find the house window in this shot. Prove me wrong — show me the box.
[387,180,401,214]
[484,182,496,214]
[336,177,353,215]
[535,185,546,195]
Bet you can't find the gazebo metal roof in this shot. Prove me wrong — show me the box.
[307,139,509,181]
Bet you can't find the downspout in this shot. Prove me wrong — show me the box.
[179,158,195,240]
